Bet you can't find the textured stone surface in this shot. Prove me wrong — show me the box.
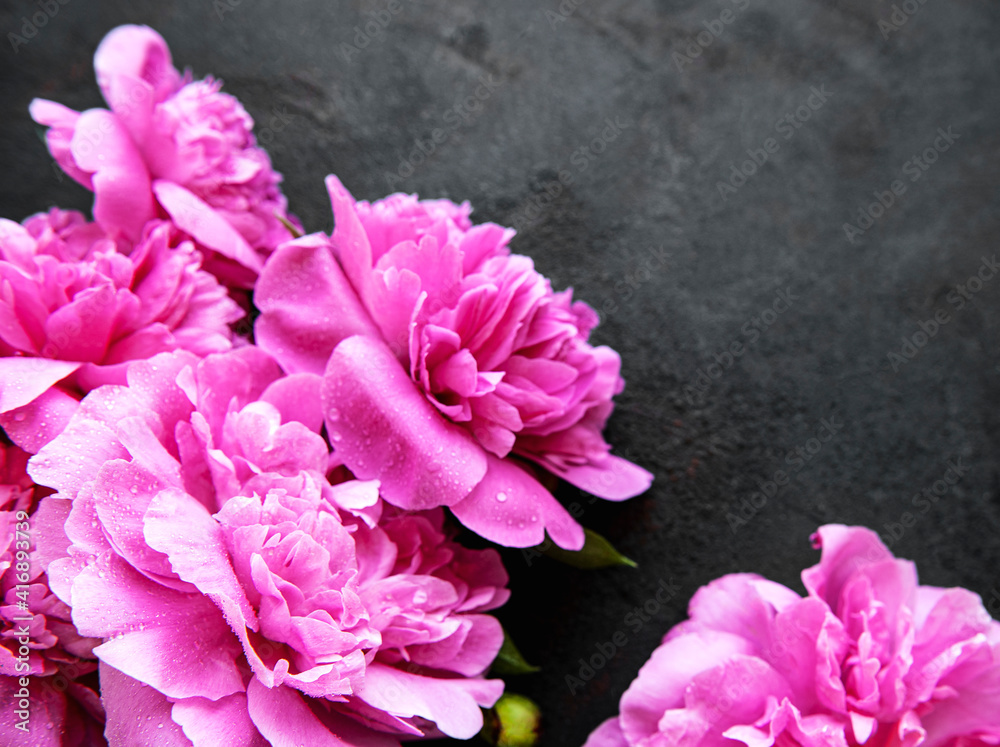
[2,1,999,745]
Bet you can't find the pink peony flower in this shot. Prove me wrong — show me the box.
[254,175,652,550]
[0,439,105,746]
[0,208,242,453]
[30,24,298,288]
[29,348,508,744]
[585,524,1000,747]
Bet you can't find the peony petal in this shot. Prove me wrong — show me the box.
[802,524,894,605]
[0,358,80,413]
[260,372,324,432]
[326,175,375,310]
[534,452,653,502]
[0,385,79,453]
[94,25,180,106]
[321,335,486,510]
[255,236,380,376]
[144,487,258,632]
[76,553,244,700]
[449,454,584,550]
[72,109,155,242]
[245,677,397,747]
[153,180,262,273]
[172,693,268,747]
[28,99,93,188]
[355,663,502,740]
[583,717,629,747]
[101,662,194,747]
[619,630,756,744]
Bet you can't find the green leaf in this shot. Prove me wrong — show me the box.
[541,527,637,570]
[491,629,541,675]
[480,693,541,747]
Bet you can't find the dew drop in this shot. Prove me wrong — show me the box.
[496,491,508,503]
[328,408,340,422]
[412,589,428,604]
[331,431,342,442]
[427,462,441,473]
[13,412,26,422]
[129,485,139,495]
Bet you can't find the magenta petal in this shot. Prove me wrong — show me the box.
[0,385,78,453]
[802,525,895,606]
[144,487,258,631]
[584,717,629,747]
[326,175,375,309]
[94,25,180,107]
[0,358,80,412]
[540,453,653,502]
[29,99,93,188]
[172,693,268,747]
[101,662,194,747]
[92,459,178,579]
[72,109,155,242]
[153,180,263,273]
[75,553,244,700]
[619,630,756,744]
[321,335,486,510]
[246,677,397,747]
[261,372,325,432]
[29,412,131,499]
[356,663,503,740]
[255,236,380,375]
[31,495,72,572]
[450,454,585,550]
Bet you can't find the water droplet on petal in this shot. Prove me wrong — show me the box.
[412,589,428,604]
[328,408,340,422]
[496,491,507,502]
[331,431,342,442]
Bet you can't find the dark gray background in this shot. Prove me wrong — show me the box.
[2,1,999,745]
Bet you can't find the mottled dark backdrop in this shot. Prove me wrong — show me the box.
[2,0,999,745]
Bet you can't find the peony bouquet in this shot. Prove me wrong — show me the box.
[1,23,651,746]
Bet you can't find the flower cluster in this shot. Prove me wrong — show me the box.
[585,525,1000,747]
[0,208,241,453]
[3,21,653,746]
[30,349,508,743]
[31,25,298,289]
[255,176,652,550]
